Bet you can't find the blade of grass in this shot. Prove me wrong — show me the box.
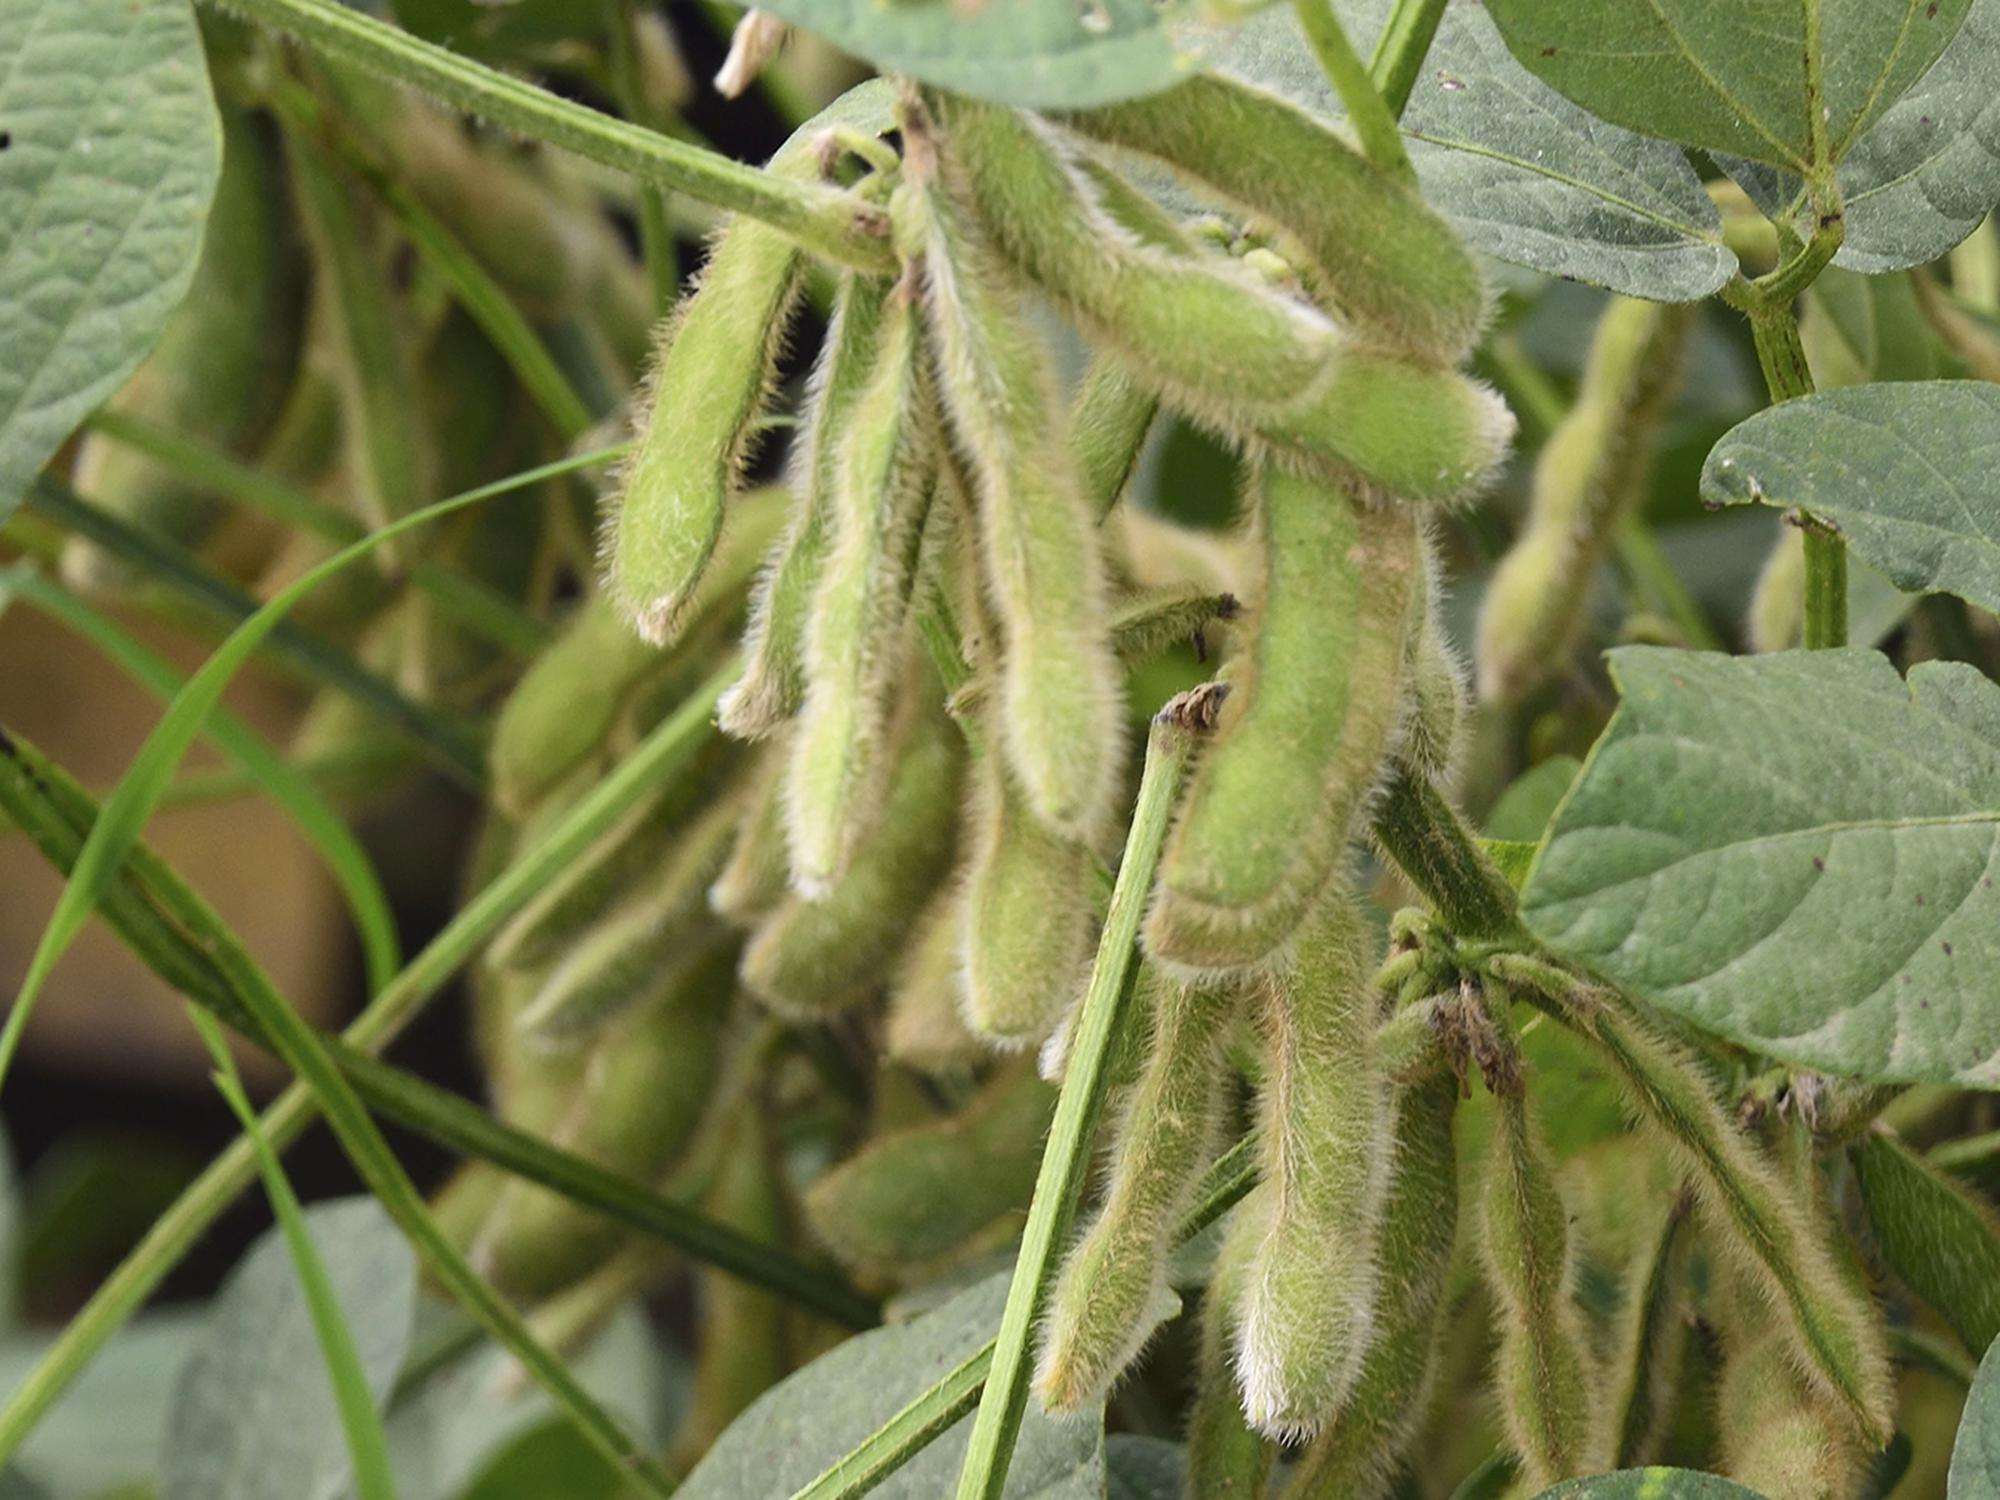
[25,478,486,785]
[0,656,728,1466]
[1294,0,1413,182]
[1367,0,1450,118]
[952,687,1222,1500]
[0,724,875,1329]
[0,565,402,993]
[601,0,677,317]
[188,1005,399,1500]
[82,410,554,656]
[204,0,892,272]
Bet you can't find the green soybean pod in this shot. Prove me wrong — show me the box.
[1185,1192,1277,1498]
[784,292,938,896]
[1476,298,1693,705]
[1057,72,1489,367]
[804,1061,1055,1274]
[739,708,963,1018]
[1235,884,1391,1439]
[721,275,894,740]
[1146,467,1420,977]
[885,889,982,1076]
[1036,975,1237,1411]
[1717,1304,1867,1500]
[709,741,792,926]
[1479,1083,1606,1490]
[65,105,305,591]
[1071,356,1159,521]
[1398,546,1469,789]
[1288,1070,1462,1500]
[1605,1186,1695,1467]
[905,138,1125,840]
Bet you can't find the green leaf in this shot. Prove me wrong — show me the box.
[679,1274,1102,1500]
[750,0,1181,110]
[0,0,220,522]
[1485,757,1584,844]
[1953,1335,2000,1497]
[1853,1131,2000,1356]
[1522,647,2000,1088]
[0,1313,201,1496]
[161,1198,415,1500]
[1483,0,1971,174]
[1530,1470,1769,1498]
[1104,1436,1184,1500]
[1177,4,1734,300]
[1701,381,2000,616]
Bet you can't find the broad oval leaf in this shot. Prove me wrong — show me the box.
[1177,3,1734,301]
[1853,1131,2000,1356]
[1105,1436,1184,1500]
[1701,381,2000,617]
[677,1273,1103,1499]
[1522,647,2000,1088]
[1951,1334,2000,1498]
[162,1198,416,1500]
[749,0,1182,110]
[1531,1471,1767,1499]
[0,0,220,521]
[1484,0,1970,174]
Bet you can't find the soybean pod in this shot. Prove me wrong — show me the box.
[1185,1193,1277,1498]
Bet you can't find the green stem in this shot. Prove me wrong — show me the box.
[0,661,733,1471]
[952,688,1219,1500]
[1293,1,1414,182]
[1801,528,1848,650]
[1367,0,1450,119]
[207,0,892,272]
[1370,762,1522,942]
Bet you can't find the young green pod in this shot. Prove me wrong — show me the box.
[803,1060,1054,1274]
[1186,1192,1277,1498]
[709,741,792,926]
[1476,298,1693,705]
[1478,1082,1606,1489]
[1145,466,1421,977]
[884,890,982,1076]
[1071,355,1160,520]
[1398,545,1469,789]
[739,708,962,1017]
[1851,1129,2000,1359]
[1604,1183,1695,1467]
[1748,526,1807,653]
[1717,1302,1869,1500]
[721,274,894,740]
[1236,884,1392,1439]
[1036,975,1238,1411]
[1288,1070,1463,1500]
[1057,72,1489,367]
[784,291,938,895]
[903,130,1125,839]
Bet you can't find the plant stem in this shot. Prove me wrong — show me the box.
[952,687,1221,1500]
[1371,762,1522,942]
[207,0,893,272]
[1294,1,1413,183]
[0,662,733,1471]
[1367,0,1449,119]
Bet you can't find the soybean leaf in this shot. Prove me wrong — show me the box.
[1953,1335,2000,1497]
[678,1274,1102,1500]
[1485,757,1583,844]
[1522,647,2000,1088]
[1179,4,1734,301]
[1530,1471,1767,1498]
[1701,381,2000,616]
[162,1198,414,1500]
[1853,1131,2000,1357]
[0,0,220,522]
[750,0,1180,110]
[1482,0,1970,176]
[1105,1436,1185,1500]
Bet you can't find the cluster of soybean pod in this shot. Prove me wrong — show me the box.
[67,17,1918,1496]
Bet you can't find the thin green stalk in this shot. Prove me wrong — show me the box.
[25,478,487,785]
[603,0,678,316]
[205,0,892,272]
[1931,1129,2000,1179]
[1367,0,1450,119]
[952,687,1220,1500]
[1294,1,1412,181]
[0,659,734,1468]
[189,1007,399,1500]
[83,409,555,656]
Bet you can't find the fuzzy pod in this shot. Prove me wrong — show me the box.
[1476,298,1693,705]
[884,889,982,1076]
[1605,1185,1695,1467]
[1717,1302,1869,1500]
[1186,1193,1277,1499]
[1397,538,1467,788]
[1235,885,1392,1439]
[64,105,305,592]
[904,137,1126,840]
[803,1061,1055,1273]
[1287,1069,1463,1500]
[1057,73,1488,367]
[739,708,963,1017]
[511,788,745,1040]
[784,292,938,896]
[1748,526,1807,653]
[721,274,895,739]
[1036,975,1238,1411]
[709,741,792,926]
[1146,467,1420,977]
[958,724,1098,1048]
[1478,1084,1606,1489]
[1072,356,1160,520]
